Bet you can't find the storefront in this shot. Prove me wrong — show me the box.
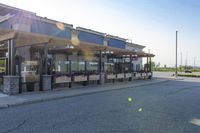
[0,28,154,95]
[0,30,154,93]
[0,3,155,94]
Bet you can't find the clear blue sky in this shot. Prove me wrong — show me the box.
[1,0,200,67]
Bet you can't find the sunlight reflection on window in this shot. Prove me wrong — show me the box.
[56,22,65,30]
[71,36,80,46]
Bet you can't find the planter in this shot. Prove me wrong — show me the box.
[117,73,124,79]
[21,74,40,83]
[89,75,100,81]
[55,76,71,84]
[147,72,152,76]
[141,73,146,77]
[26,82,35,92]
[125,73,132,78]
[106,74,116,79]
[133,73,141,79]
[146,72,152,78]
[73,75,87,82]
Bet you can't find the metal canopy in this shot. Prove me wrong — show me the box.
[0,29,155,57]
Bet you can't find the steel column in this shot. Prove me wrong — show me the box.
[147,57,149,72]
[130,55,132,72]
[99,50,102,73]
[149,57,152,72]
[44,44,48,74]
[7,39,16,75]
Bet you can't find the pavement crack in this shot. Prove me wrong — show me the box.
[1,120,26,133]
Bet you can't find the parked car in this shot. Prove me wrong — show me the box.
[185,70,192,73]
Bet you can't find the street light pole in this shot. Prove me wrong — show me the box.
[180,52,182,72]
[175,31,178,77]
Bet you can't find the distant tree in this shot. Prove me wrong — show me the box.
[151,62,161,71]
[187,66,192,70]
[156,62,160,68]
[150,61,155,69]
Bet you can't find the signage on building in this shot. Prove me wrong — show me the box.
[24,61,38,65]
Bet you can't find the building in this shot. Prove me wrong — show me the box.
[0,3,154,94]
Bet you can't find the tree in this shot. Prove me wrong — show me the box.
[156,62,160,68]
[150,61,155,70]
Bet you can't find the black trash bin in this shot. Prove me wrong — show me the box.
[26,82,34,92]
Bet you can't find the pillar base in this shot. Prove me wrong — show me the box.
[42,75,52,91]
[100,73,105,84]
[3,76,20,95]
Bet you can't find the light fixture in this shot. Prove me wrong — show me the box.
[132,55,138,57]
[70,45,74,49]
[102,50,114,55]
[65,44,74,49]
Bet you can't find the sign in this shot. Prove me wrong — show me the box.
[24,61,38,65]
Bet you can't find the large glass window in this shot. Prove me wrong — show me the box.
[52,54,70,74]
[0,42,7,87]
[87,62,98,74]
[136,64,141,72]
[132,63,135,72]
[0,58,6,74]
[105,62,114,73]
[16,45,41,83]
[71,61,85,74]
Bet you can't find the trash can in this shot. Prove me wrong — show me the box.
[26,82,34,92]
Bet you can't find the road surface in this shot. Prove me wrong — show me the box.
[0,79,200,133]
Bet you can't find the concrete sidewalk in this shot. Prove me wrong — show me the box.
[0,78,168,109]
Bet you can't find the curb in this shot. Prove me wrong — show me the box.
[0,104,9,109]
[0,79,169,109]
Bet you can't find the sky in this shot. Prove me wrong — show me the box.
[1,0,200,67]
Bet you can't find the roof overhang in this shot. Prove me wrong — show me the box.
[0,3,36,16]
[0,29,155,57]
[76,27,105,36]
[126,42,146,49]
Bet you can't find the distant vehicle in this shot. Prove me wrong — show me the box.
[185,70,192,73]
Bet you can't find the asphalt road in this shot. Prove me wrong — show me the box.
[0,79,200,133]
[153,71,200,78]
[153,71,174,78]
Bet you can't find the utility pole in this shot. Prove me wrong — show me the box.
[180,52,182,72]
[175,31,178,77]
[185,52,188,70]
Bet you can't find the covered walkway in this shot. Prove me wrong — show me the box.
[0,29,154,94]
